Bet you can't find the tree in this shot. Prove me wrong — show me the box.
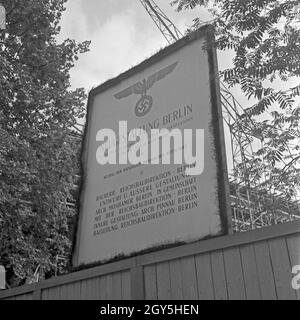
[0,0,90,287]
[172,0,300,213]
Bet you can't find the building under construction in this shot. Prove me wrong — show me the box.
[137,0,300,232]
[68,0,300,233]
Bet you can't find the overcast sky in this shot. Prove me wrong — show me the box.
[58,0,213,91]
[57,0,248,171]
[58,1,298,102]
[58,0,299,177]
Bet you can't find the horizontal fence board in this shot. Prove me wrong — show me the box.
[287,234,300,266]
[1,222,299,301]
[136,221,300,267]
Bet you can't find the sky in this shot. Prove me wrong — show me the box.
[58,0,299,103]
[58,0,300,183]
[57,0,237,169]
[59,0,298,112]
[58,0,213,92]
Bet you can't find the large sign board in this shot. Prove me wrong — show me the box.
[72,26,231,267]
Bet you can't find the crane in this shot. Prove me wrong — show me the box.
[139,0,183,44]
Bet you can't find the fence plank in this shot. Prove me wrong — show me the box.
[240,244,261,300]
[47,286,60,300]
[59,285,68,300]
[66,283,74,300]
[82,279,90,300]
[211,250,228,300]
[286,234,300,300]
[121,271,131,300]
[66,282,81,300]
[195,253,214,300]
[112,273,122,300]
[15,293,32,300]
[169,259,183,300]
[80,280,88,300]
[81,278,98,300]
[106,274,113,300]
[223,247,246,300]
[180,256,198,300]
[130,266,144,300]
[3,296,16,300]
[269,238,296,300]
[41,289,49,300]
[32,289,41,300]
[99,276,107,300]
[254,241,277,300]
[138,222,300,267]
[156,262,171,300]
[144,265,157,300]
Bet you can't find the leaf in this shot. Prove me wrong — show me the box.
[0,0,89,287]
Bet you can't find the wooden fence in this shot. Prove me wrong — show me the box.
[0,221,299,300]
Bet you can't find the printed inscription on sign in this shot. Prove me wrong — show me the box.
[72,27,229,266]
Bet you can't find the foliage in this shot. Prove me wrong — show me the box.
[172,0,300,202]
[0,0,89,287]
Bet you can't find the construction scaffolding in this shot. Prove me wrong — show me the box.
[139,0,300,232]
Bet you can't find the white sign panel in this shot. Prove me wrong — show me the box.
[72,26,230,267]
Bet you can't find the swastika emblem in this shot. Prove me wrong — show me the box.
[135,95,153,117]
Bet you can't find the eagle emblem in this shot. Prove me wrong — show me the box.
[114,62,178,117]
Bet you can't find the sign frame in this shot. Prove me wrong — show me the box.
[71,25,232,269]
